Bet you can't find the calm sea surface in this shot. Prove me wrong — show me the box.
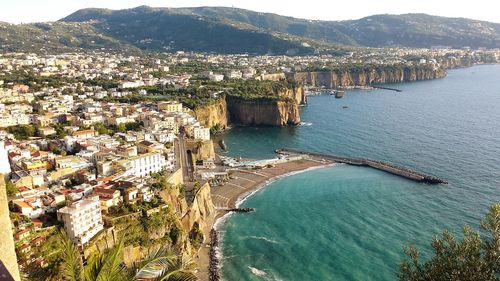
[218,65,500,281]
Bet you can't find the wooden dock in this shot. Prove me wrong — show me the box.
[277,148,447,184]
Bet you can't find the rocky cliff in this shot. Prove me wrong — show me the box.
[195,84,305,127]
[159,180,215,256]
[288,65,447,88]
[194,98,229,129]
[226,97,301,126]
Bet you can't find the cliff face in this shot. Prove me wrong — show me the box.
[160,181,215,256]
[288,66,447,88]
[194,84,305,127]
[226,97,300,126]
[194,98,228,129]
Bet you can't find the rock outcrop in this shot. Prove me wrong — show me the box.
[194,98,229,129]
[226,97,300,126]
[287,65,447,88]
[194,84,305,127]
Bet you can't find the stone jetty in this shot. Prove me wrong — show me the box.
[277,148,447,184]
[209,229,220,281]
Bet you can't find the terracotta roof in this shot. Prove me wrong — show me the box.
[94,187,118,195]
[14,200,32,209]
[8,152,20,158]
[72,129,95,136]
[30,236,45,245]
[31,218,43,226]
[138,140,154,146]
[15,229,30,236]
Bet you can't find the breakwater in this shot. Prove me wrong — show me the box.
[209,229,220,281]
[224,207,256,213]
[372,85,402,92]
[277,148,447,184]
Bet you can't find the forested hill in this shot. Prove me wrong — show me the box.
[1,6,499,54]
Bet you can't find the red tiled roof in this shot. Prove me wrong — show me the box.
[31,218,43,226]
[14,200,32,209]
[94,187,118,195]
[8,152,20,158]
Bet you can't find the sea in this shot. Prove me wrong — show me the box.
[217,65,500,281]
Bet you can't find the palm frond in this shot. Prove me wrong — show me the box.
[133,246,197,281]
[90,240,126,281]
[57,228,83,281]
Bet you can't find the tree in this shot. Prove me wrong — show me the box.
[399,203,500,281]
[5,179,18,197]
[129,246,197,281]
[54,228,197,281]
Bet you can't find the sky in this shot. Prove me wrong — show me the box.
[0,0,498,24]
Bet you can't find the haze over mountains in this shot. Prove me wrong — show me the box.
[1,5,500,54]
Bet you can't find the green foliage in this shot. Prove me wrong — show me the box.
[399,203,500,281]
[108,199,162,217]
[5,179,18,197]
[210,123,225,135]
[6,124,37,140]
[128,246,197,281]
[188,222,204,249]
[62,6,314,55]
[52,227,197,281]
[179,7,500,49]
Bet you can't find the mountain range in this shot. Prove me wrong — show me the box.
[1,6,499,54]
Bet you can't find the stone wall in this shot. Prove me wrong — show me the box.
[0,175,21,281]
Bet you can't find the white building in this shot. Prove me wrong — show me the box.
[158,101,183,113]
[57,196,104,245]
[118,152,170,177]
[208,73,224,82]
[193,127,211,141]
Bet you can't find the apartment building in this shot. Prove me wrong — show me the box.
[57,196,103,245]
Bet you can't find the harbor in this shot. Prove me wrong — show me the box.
[277,148,447,184]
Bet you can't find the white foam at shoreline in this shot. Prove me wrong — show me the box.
[235,163,337,208]
[214,163,337,232]
[212,162,337,281]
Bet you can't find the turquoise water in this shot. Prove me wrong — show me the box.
[219,65,500,281]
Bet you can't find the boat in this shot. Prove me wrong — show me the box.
[218,140,227,150]
[342,105,349,109]
[335,90,345,98]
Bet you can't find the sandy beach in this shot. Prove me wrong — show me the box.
[195,157,334,281]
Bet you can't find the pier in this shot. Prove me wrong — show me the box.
[223,207,255,213]
[277,148,447,184]
[208,229,220,281]
[372,85,402,92]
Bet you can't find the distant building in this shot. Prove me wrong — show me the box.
[193,127,210,141]
[208,73,224,82]
[117,152,168,177]
[57,196,103,245]
[158,101,183,113]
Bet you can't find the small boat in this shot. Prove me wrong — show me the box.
[218,140,227,150]
[335,90,345,98]
[342,105,349,109]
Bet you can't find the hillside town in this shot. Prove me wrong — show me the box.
[1,47,500,279]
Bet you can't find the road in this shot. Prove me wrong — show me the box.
[176,133,193,181]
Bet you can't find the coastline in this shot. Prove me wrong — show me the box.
[196,158,334,281]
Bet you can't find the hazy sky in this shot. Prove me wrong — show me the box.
[0,0,498,24]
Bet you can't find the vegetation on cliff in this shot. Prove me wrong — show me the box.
[26,229,197,281]
[105,79,299,109]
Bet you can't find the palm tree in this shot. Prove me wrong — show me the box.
[57,229,126,281]
[129,246,198,281]
[56,228,197,281]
